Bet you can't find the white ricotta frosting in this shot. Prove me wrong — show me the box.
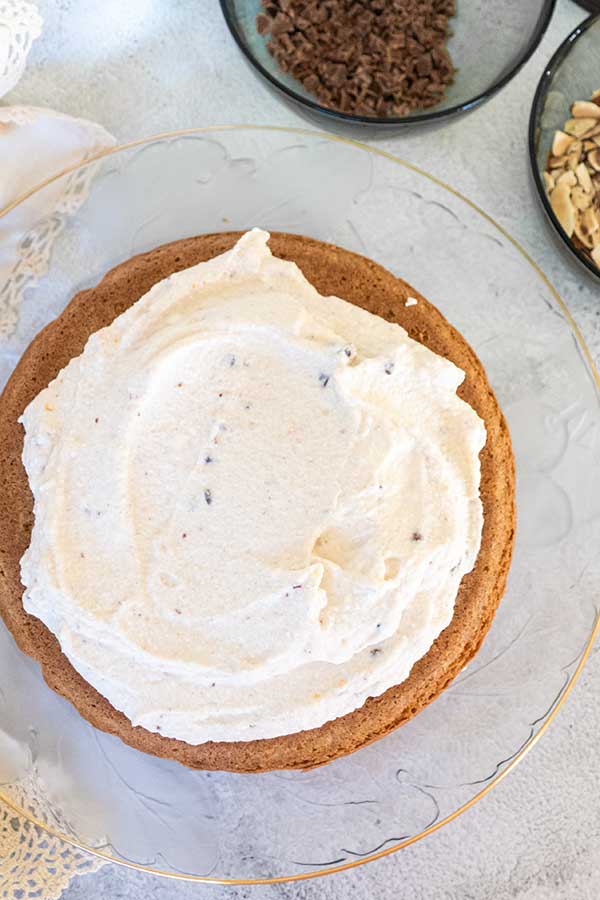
[20,229,486,744]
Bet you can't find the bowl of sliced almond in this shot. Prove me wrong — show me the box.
[530,13,600,279]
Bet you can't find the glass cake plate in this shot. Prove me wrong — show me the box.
[0,127,598,884]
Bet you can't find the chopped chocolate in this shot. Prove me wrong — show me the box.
[204,489,213,505]
[412,531,423,541]
[318,372,330,387]
[257,0,455,118]
[257,11,271,34]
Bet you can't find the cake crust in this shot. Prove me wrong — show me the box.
[0,232,515,772]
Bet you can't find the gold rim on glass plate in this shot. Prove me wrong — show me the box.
[1,125,599,886]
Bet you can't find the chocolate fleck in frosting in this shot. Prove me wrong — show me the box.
[0,232,515,773]
[257,0,455,117]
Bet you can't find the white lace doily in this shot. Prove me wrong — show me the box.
[0,2,42,99]
[0,106,116,337]
[0,780,105,899]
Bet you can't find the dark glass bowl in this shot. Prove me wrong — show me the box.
[220,0,556,130]
[529,13,600,282]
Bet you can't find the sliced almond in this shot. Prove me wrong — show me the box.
[543,171,555,192]
[587,149,600,172]
[571,100,600,119]
[582,207,599,235]
[571,186,592,211]
[557,169,577,187]
[576,162,593,193]
[548,155,568,168]
[552,130,574,156]
[582,123,600,140]
[575,220,594,249]
[545,90,600,263]
[550,182,576,237]
[565,117,598,137]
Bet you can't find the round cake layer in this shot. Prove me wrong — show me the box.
[17,229,487,744]
[0,231,515,772]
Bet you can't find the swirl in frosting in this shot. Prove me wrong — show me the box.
[20,230,485,743]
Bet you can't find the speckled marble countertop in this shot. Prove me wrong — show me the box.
[6,1,600,897]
